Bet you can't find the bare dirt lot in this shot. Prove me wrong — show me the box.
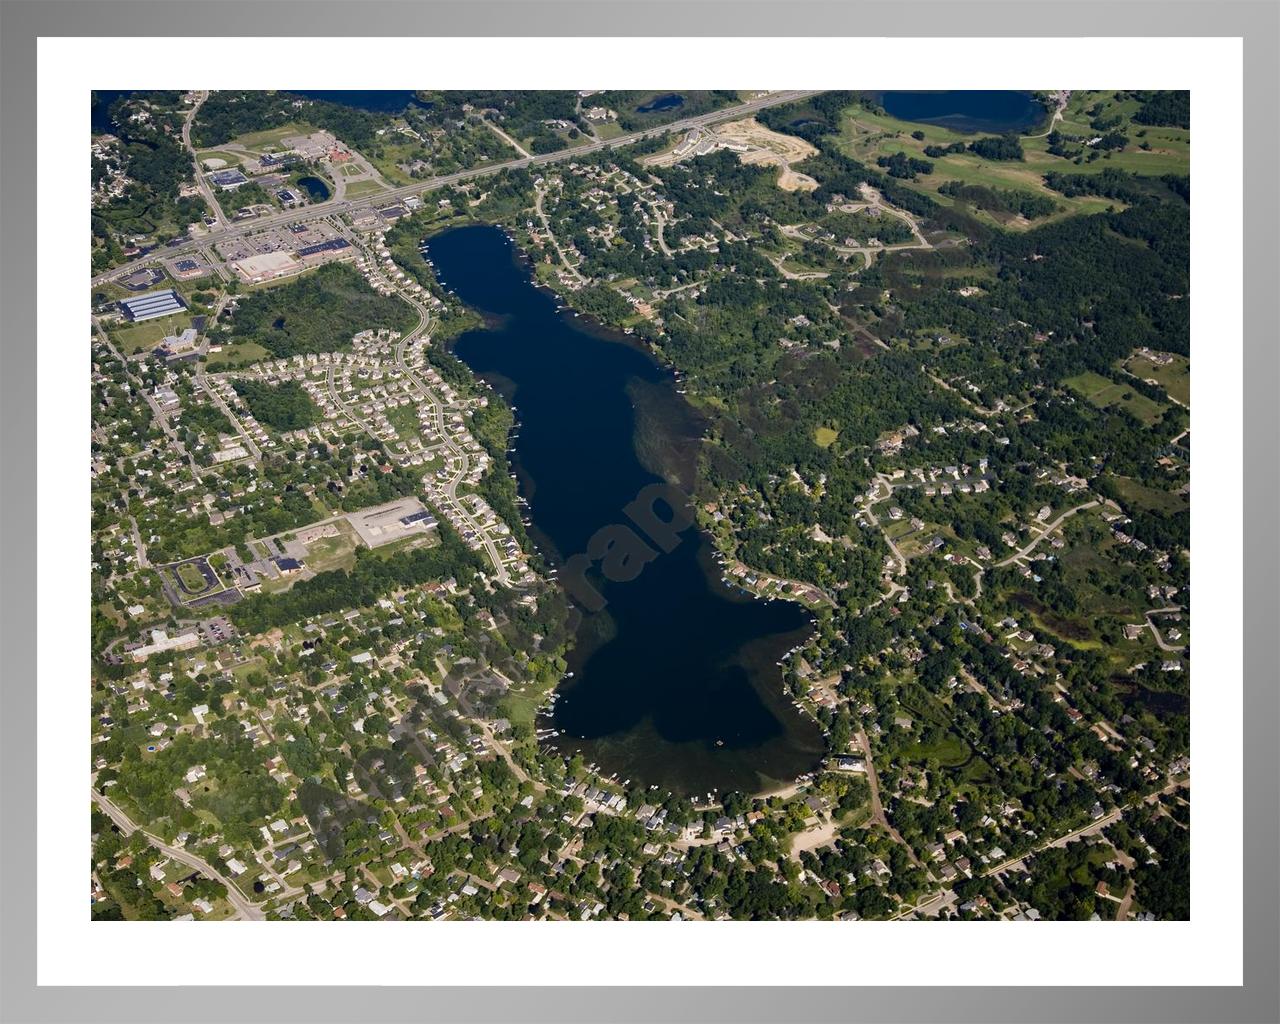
[717,117,817,164]
[774,167,819,192]
[647,117,819,191]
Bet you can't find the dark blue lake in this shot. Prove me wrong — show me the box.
[295,175,331,202]
[429,224,826,796]
[91,90,134,133]
[636,93,684,114]
[879,90,1047,134]
[90,90,425,133]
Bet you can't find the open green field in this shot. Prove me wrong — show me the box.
[195,150,243,168]
[230,657,266,682]
[206,340,271,369]
[370,530,440,560]
[365,140,422,187]
[176,562,209,592]
[591,121,626,141]
[257,575,299,595]
[227,122,314,153]
[1125,351,1190,407]
[344,178,387,198]
[1108,475,1188,516]
[1048,91,1190,172]
[304,525,359,573]
[813,426,839,449]
[902,731,970,768]
[834,92,1188,229]
[92,280,137,304]
[1064,370,1167,425]
[893,685,975,769]
[109,315,187,354]
[385,402,423,439]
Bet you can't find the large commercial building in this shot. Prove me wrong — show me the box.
[209,169,249,189]
[346,497,438,549]
[118,288,186,322]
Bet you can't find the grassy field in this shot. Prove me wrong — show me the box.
[175,562,209,592]
[365,140,422,186]
[108,315,187,354]
[385,403,423,439]
[894,685,974,768]
[1108,475,1188,516]
[834,91,1188,230]
[206,340,271,369]
[902,731,970,768]
[813,426,839,448]
[1124,351,1190,407]
[1064,370,1167,425]
[591,121,626,141]
[1048,91,1190,173]
[304,525,359,573]
[230,657,266,682]
[227,122,314,153]
[195,150,243,168]
[344,178,387,198]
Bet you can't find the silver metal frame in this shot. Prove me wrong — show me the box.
[1,2,1275,1020]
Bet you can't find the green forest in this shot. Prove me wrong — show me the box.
[232,379,321,431]
[220,263,417,358]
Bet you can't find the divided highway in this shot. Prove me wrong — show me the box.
[92,91,820,288]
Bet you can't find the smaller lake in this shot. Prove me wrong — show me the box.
[295,176,331,202]
[879,90,1047,134]
[91,90,135,134]
[636,93,684,114]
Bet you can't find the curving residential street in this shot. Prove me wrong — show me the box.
[995,500,1100,567]
[534,185,586,284]
[92,788,265,920]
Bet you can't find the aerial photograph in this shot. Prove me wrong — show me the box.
[89,88,1190,923]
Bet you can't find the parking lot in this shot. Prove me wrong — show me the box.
[215,219,342,263]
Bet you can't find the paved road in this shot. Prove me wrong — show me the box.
[1144,606,1188,652]
[1026,91,1071,139]
[788,185,934,270]
[996,500,1099,567]
[92,91,821,287]
[93,321,204,479]
[892,886,956,920]
[480,114,532,159]
[182,91,226,229]
[533,185,585,283]
[195,365,261,462]
[1114,880,1135,921]
[983,778,1188,879]
[855,727,927,873]
[375,257,514,584]
[127,514,149,569]
[92,788,265,920]
[652,204,676,258]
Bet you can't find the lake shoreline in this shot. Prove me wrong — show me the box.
[429,223,827,796]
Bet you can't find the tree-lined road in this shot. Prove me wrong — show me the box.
[92,788,265,921]
[181,90,227,229]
